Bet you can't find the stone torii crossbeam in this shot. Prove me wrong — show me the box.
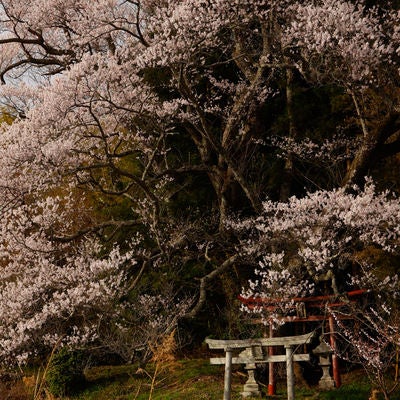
[206,331,315,400]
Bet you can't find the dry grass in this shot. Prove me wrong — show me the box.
[0,373,31,400]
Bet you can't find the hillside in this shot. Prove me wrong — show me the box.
[2,358,396,400]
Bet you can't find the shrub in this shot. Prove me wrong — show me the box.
[46,348,87,397]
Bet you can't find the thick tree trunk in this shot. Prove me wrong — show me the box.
[280,67,297,201]
[342,112,400,188]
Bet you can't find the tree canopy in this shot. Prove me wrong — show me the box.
[0,0,398,370]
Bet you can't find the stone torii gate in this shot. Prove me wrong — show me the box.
[206,331,315,400]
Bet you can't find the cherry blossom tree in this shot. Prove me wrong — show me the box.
[0,0,398,368]
[283,0,400,189]
[330,292,400,400]
[235,180,400,397]
[235,180,400,315]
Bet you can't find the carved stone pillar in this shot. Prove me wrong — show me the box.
[239,347,262,398]
[313,340,335,390]
[241,362,261,398]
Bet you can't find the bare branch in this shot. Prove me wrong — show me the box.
[186,254,238,319]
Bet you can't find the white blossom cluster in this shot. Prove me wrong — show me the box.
[330,299,400,381]
[0,238,133,365]
[232,180,400,325]
[284,0,398,85]
[270,134,360,165]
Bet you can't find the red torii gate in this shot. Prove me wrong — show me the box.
[238,289,367,394]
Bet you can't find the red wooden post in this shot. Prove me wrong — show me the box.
[328,315,341,388]
[268,324,276,395]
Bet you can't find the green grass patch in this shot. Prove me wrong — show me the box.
[69,359,248,400]
[27,359,398,400]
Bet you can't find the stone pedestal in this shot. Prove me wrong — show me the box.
[241,363,261,398]
[313,340,335,390]
[318,354,335,389]
[239,347,262,398]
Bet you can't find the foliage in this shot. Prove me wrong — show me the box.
[0,0,397,385]
[45,348,87,397]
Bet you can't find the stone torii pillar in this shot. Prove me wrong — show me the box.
[223,348,233,400]
[285,344,295,400]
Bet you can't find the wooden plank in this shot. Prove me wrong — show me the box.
[206,332,314,349]
[238,289,366,306]
[210,353,310,365]
[249,314,355,323]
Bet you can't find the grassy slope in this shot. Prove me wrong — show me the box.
[13,358,399,400]
[67,359,378,400]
